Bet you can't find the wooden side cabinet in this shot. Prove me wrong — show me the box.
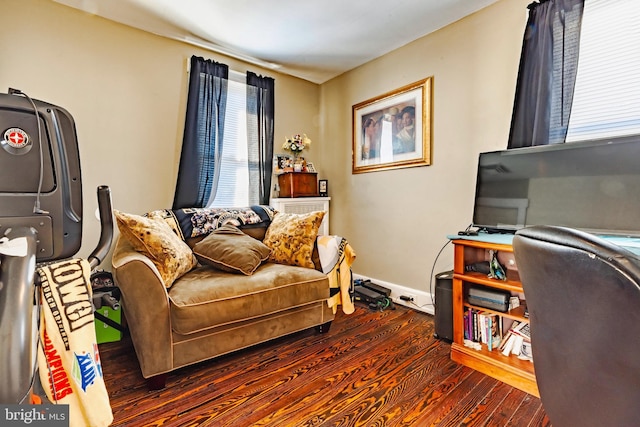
[277,172,318,198]
[450,237,539,397]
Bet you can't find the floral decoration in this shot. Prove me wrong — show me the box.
[282,134,311,157]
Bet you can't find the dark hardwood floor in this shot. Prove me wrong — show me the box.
[100,304,550,426]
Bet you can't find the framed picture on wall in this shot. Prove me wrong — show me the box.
[352,77,432,174]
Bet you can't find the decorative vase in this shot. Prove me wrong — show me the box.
[292,152,303,172]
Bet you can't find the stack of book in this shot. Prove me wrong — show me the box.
[463,308,503,351]
[462,307,533,362]
[498,321,533,362]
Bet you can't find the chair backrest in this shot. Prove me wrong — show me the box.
[513,225,640,427]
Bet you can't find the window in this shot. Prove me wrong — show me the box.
[566,0,640,142]
[208,72,250,207]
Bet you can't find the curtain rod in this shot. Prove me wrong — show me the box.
[185,58,246,81]
[528,0,550,9]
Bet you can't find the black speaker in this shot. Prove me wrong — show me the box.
[434,270,453,341]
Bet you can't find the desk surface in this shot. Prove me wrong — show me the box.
[448,232,640,256]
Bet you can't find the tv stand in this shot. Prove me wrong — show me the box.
[448,233,539,397]
[447,231,640,398]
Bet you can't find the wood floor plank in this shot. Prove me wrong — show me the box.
[190,311,425,425]
[210,309,433,426]
[429,372,503,427]
[410,369,490,426]
[458,380,513,427]
[508,392,546,426]
[483,388,529,427]
[363,346,459,424]
[101,304,549,426]
[289,334,448,426]
[252,346,438,424]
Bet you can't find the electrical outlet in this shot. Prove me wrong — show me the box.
[399,294,416,303]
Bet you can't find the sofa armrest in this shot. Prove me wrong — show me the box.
[111,236,174,377]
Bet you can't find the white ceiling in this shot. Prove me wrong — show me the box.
[53,0,499,84]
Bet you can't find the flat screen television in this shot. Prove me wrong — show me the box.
[472,136,640,237]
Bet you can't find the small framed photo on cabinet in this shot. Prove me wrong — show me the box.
[319,179,328,196]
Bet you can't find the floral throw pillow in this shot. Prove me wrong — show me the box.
[263,211,325,269]
[114,210,197,288]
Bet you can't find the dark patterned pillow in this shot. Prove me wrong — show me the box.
[192,224,271,275]
[173,205,276,238]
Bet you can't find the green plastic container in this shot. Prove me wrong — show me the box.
[94,306,122,344]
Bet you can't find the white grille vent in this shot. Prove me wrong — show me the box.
[270,197,330,235]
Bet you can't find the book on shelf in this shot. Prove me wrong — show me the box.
[484,312,502,350]
[498,321,533,361]
[463,308,503,351]
[470,308,478,342]
[463,311,469,341]
[498,320,518,350]
[491,314,503,350]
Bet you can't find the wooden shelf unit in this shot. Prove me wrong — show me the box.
[450,238,539,397]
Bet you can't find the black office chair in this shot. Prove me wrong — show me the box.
[513,225,640,427]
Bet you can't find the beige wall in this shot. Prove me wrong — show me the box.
[319,0,529,294]
[0,0,320,266]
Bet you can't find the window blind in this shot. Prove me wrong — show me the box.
[566,0,640,142]
[209,77,250,207]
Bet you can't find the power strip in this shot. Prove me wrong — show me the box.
[355,279,391,296]
[354,285,395,311]
[354,285,383,302]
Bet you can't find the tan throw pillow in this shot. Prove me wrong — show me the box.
[114,210,197,288]
[146,209,184,239]
[192,224,271,275]
[263,211,325,269]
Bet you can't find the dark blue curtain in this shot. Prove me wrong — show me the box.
[508,0,584,148]
[246,72,275,205]
[173,56,228,209]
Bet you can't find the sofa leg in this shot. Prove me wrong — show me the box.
[146,373,167,390]
[316,321,332,334]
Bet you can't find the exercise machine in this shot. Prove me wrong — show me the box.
[0,89,113,404]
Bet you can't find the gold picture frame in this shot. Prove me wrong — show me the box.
[352,77,432,174]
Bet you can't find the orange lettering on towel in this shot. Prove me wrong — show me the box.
[43,331,74,400]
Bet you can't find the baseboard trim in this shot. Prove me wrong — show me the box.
[353,274,435,315]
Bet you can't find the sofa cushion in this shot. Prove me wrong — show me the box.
[168,263,329,335]
[192,224,271,275]
[262,211,325,269]
[114,210,197,288]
